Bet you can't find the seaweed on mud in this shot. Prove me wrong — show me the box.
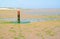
[0,36,4,39]
[36,32,45,39]
[36,33,44,39]
[44,29,56,36]
[18,32,25,39]
[14,37,18,39]
[36,31,41,36]
[9,29,16,33]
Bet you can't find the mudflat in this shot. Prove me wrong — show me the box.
[0,9,60,39]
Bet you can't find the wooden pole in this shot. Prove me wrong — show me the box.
[17,9,20,23]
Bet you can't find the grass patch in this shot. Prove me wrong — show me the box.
[0,21,20,24]
[0,21,30,24]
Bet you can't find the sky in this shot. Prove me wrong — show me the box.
[0,0,60,9]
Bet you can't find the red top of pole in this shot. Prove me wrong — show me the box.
[17,9,20,15]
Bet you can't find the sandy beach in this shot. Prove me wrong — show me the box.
[0,8,60,39]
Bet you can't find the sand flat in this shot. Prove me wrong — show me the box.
[0,20,60,39]
[0,9,60,39]
[20,21,60,39]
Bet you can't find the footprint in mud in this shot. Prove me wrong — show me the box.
[9,27,16,33]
